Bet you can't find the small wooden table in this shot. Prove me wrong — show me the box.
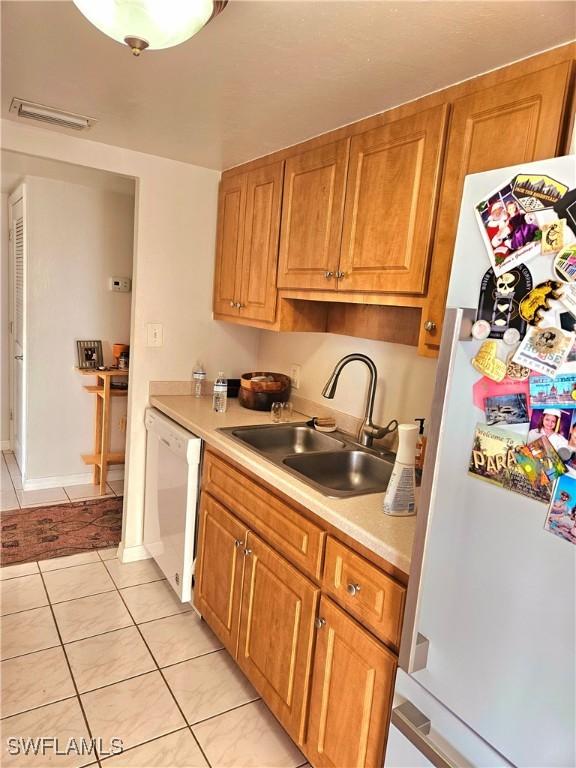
[78,369,129,494]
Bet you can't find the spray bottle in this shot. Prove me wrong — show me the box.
[383,423,418,516]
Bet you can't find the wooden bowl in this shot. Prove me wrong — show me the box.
[240,372,291,393]
[239,372,291,411]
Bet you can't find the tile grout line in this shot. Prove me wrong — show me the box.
[36,566,103,768]
[1,640,61,665]
[0,694,79,723]
[112,580,214,768]
[1,451,21,510]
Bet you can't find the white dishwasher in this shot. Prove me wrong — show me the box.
[144,408,202,602]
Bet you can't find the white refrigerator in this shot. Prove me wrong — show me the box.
[386,156,576,768]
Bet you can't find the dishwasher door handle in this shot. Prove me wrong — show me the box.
[391,701,464,768]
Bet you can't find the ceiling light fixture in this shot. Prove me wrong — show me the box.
[72,0,228,56]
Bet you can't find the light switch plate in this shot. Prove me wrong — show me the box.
[147,323,163,347]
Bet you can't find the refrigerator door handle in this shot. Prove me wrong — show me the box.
[391,701,468,768]
[399,307,476,673]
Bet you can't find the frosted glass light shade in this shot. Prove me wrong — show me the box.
[73,0,216,51]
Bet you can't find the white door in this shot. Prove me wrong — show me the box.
[9,186,26,475]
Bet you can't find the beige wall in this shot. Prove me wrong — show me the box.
[257,331,438,431]
[0,193,8,447]
[2,119,260,559]
[24,175,134,484]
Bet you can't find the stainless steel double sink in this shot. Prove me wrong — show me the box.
[218,423,395,498]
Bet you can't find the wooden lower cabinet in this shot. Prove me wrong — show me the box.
[237,531,319,745]
[306,597,397,768]
[194,494,247,656]
[194,474,400,768]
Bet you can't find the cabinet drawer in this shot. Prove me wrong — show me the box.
[323,537,405,647]
[203,451,325,580]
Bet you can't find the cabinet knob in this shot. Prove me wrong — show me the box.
[234,539,244,549]
[346,582,361,597]
[314,617,326,629]
[424,320,437,333]
[335,271,346,279]
[229,300,235,308]
[324,271,334,279]
[237,303,245,309]
[243,547,252,557]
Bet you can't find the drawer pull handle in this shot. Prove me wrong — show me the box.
[347,582,361,596]
[243,547,252,557]
[315,617,326,629]
[234,539,244,549]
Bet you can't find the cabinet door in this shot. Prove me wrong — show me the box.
[306,597,397,768]
[194,494,247,657]
[339,104,448,294]
[238,161,284,323]
[213,174,246,317]
[237,531,319,745]
[420,61,572,355]
[277,140,349,291]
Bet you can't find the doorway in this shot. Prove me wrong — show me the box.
[1,151,135,511]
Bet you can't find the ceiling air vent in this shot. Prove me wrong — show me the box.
[9,98,97,131]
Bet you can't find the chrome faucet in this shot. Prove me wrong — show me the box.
[322,353,397,448]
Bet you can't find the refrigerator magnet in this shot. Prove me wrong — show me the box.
[541,219,566,255]
[471,340,507,382]
[518,281,564,326]
[476,266,532,340]
[468,423,548,502]
[553,187,576,238]
[543,474,576,545]
[484,392,529,426]
[505,353,530,381]
[554,244,576,282]
[475,174,569,278]
[529,374,576,409]
[514,436,565,504]
[471,320,491,340]
[503,328,521,346]
[472,373,531,411]
[512,326,575,378]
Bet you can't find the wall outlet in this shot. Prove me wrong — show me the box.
[147,323,163,347]
[289,364,301,390]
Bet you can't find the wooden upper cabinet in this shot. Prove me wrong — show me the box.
[338,104,449,294]
[237,531,319,745]
[213,174,246,318]
[277,140,349,291]
[238,162,284,322]
[306,597,397,768]
[194,494,247,657]
[420,61,573,355]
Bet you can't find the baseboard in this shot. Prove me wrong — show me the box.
[23,468,125,492]
[0,441,11,451]
[117,542,151,563]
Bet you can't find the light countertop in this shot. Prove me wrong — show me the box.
[150,395,416,575]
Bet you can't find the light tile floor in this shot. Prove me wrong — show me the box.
[0,452,124,512]
[0,551,308,768]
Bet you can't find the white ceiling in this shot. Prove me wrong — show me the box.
[2,1,575,171]
[1,149,135,195]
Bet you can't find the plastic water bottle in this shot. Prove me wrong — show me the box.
[192,363,206,398]
[213,371,228,413]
